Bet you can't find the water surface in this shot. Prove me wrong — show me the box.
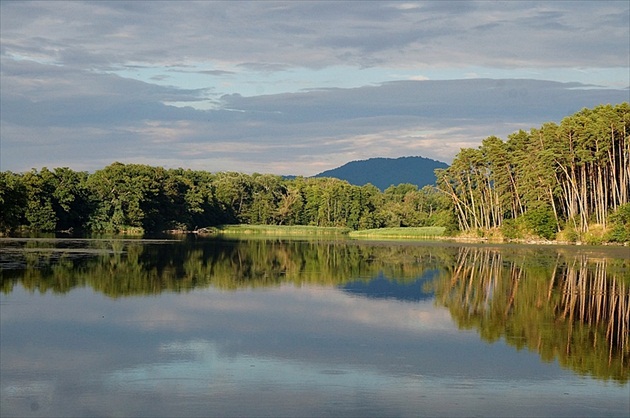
[1,237,628,417]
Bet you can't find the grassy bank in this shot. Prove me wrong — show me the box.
[215,225,448,240]
[348,227,446,239]
[216,224,351,236]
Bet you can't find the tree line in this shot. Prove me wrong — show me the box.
[1,103,628,242]
[435,103,630,243]
[0,163,453,234]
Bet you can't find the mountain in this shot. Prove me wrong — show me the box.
[313,156,448,190]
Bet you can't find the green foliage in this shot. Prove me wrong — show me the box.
[500,218,523,240]
[437,103,629,242]
[559,226,579,243]
[524,204,557,240]
[0,171,27,232]
[584,232,604,246]
[51,167,92,231]
[605,203,630,243]
[86,163,227,233]
[22,168,58,231]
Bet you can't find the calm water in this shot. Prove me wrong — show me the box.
[1,236,628,417]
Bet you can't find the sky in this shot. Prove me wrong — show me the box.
[1,1,629,176]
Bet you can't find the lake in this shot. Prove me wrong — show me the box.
[1,236,628,417]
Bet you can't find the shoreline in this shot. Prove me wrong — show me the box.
[3,224,628,248]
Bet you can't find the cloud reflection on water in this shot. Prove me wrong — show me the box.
[2,274,629,417]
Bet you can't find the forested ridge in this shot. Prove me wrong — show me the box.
[313,156,448,190]
[1,103,629,243]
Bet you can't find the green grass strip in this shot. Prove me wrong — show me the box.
[349,227,446,239]
[217,224,351,236]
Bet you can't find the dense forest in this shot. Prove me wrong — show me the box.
[0,165,452,234]
[436,103,630,243]
[0,103,629,243]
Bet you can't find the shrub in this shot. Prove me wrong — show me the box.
[500,219,522,240]
[524,205,557,240]
[558,227,579,243]
[605,203,630,243]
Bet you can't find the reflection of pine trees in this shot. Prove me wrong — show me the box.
[434,247,629,383]
[555,257,628,370]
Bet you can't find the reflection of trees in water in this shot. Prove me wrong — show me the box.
[0,239,442,294]
[433,247,629,383]
[2,238,628,382]
[556,256,628,377]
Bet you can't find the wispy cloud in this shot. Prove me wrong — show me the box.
[1,1,628,174]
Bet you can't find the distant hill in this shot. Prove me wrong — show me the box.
[313,156,448,190]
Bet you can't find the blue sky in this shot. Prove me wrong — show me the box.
[1,1,628,175]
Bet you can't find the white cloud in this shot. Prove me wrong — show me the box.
[1,1,628,174]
